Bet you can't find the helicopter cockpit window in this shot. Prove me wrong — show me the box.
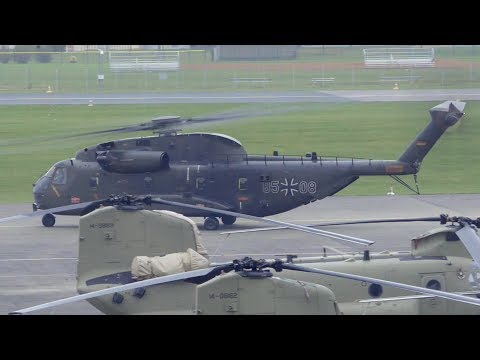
[45,165,56,178]
[52,168,67,185]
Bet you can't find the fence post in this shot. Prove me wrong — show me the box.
[292,63,295,89]
[25,67,32,90]
[55,68,59,93]
[351,65,355,87]
[85,67,89,93]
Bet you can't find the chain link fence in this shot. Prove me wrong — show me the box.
[0,46,480,93]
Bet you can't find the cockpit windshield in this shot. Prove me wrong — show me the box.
[52,167,67,185]
[45,165,56,178]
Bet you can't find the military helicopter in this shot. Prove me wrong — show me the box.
[5,194,480,315]
[32,100,465,231]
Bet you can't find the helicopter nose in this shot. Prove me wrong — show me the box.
[32,177,51,209]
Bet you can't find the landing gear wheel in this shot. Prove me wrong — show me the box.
[42,213,56,227]
[204,217,220,231]
[221,215,237,225]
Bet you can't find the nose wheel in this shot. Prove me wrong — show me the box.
[203,217,220,231]
[42,213,56,227]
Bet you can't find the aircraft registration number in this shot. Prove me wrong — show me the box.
[208,292,238,300]
[262,178,317,196]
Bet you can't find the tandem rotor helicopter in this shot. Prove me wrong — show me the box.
[32,100,465,231]
[4,194,480,315]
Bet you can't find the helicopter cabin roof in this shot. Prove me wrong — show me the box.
[188,132,243,147]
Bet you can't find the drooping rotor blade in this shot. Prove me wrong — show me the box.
[9,266,221,315]
[221,217,443,236]
[0,200,101,224]
[281,263,480,307]
[0,195,125,224]
[456,223,480,266]
[146,196,374,246]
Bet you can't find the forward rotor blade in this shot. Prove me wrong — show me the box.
[456,223,480,266]
[281,263,480,307]
[0,200,101,224]
[221,217,442,236]
[10,267,219,315]
[147,197,374,246]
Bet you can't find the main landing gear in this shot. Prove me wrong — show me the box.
[42,213,56,227]
[203,215,237,230]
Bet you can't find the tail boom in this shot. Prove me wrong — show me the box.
[398,101,465,165]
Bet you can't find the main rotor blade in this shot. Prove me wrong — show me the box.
[281,263,480,307]
[221,217,442,236]
[0,200,102,224]
[32,106,302,143]
[456,224,480,266]
[147,197,374,246]
[10,267,219,315]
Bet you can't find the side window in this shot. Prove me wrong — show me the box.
[196,177,206,191]
[52,168,67,185]
[89,177,99,188]
[238,178,248,191]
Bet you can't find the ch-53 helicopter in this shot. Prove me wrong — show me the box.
[32,100,465,231]
[6,194,480,315]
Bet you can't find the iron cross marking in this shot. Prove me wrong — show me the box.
[280,178,299,196]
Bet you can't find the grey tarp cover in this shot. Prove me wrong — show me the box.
[131,248,210,280]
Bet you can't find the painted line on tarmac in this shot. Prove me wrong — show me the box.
[0,257,77,262]
[1,93,478,101]
[0,273,75,278]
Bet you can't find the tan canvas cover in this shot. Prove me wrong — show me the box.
[131,256,154,280]
[187,248,210,271]
[150,252,188,277]
[158,210,209,259]
[131,248,209,281]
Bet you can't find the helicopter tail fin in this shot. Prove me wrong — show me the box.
[398,101,465,165]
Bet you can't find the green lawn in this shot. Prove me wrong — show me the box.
[0,101,478,203]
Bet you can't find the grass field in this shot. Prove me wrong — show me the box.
[0,101,478,203]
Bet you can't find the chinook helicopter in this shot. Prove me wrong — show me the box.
[32,101,465,231]
[5,194,480,315]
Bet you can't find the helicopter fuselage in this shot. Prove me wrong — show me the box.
[33,155,415,218]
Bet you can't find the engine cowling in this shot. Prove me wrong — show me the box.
[96,150,170,173]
